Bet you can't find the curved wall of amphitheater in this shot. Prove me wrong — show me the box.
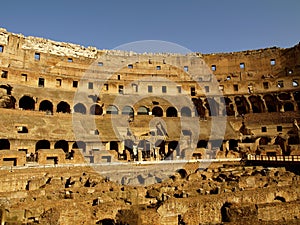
[0,28,299,163]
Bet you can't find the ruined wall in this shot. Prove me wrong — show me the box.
[0,27,299,164]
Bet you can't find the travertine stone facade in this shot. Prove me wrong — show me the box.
[0,27,299,165]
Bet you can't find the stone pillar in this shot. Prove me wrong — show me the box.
[172,149,177,160]
[68,142,75,152]
[245,96,253,113]
[154,147,160,161]
[137,148,143,161]
[50,141,55,149]
[119,141,124,154]
[260,95,268,112]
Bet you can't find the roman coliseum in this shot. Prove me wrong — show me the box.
[0,28,300,224]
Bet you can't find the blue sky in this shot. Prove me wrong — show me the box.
[0,0,299,53]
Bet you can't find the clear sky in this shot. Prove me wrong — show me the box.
[0,0,299,53]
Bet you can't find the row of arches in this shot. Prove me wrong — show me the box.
[35,140,86,153]
[18,95,194,117]
[10,91,300,117]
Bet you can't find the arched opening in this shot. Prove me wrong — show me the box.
[234,96,250,115]
[19,95,35,110]
[138,140,151,158]
[274,196,286,202]
[205,98,219,116]
[259,137,270,145]
[293,91,300,109]
[288,136,299,145]
[224,97,235,116]
[110,141,119,151]
[166,106,178,117]
[284,102,294,111]
[35,140,50,152]
[192,98,206,118]
[229,139,239,151]
[181,107,192,117]
[106,105,119,115]
[137,106,149,115]
[221,202,232,222]
[197,140,208,148]
[74,103,86,114]
[39,100,53,113]
[264,94,278,112]
[168,141,179,158]
[155,139,166,156]
[176,169,187,179]
[122,106,134,116]
[124,139,134,154]
[57,101,71,113]
[0,139,10,150]
[152,106,163,117]
[54,140,69,153]
[278,93,291,101]
[90,104,103,115]
[96,219,115,225]
[72,141,86,153]
[248,96,264,113]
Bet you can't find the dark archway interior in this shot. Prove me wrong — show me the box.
[36,140,50,151]
[19,96,35,110]
[152,106,163,117]
[54,140,69,153]
[57,101,71,113]
[74,103,86,114]
[39,100,53,113]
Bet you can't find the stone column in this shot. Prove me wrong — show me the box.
[245,96,253,113]
[137,148,143,161]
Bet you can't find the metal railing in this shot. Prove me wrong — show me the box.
[247,154,300,162]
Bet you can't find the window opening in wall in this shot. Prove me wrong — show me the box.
[211,65,216,71]
[117,74,121,80]
[293,79,298,87]
[277,126,282,132]
[240,63,245,69]
[34,53,40,60]
[248,84,253,94]
[0,45,3,52]
[119,85,124,94]
[128,64,133,69]
[226,76,231,80]
[22,74,27,82]
[148,85,153,93]
[205,86,209,92]
[184,66,188,72]
[68,58,73,62]
[263,82,269,89]
[156,66,161,70]
[162,86,167,93]
[233,84,239,91]
[88,82,93,89]
[56,79,62,87]
[16,126,28,133]
[261,127,267,132]
[38,78,45,87]
[177,86,181,93]
[73,80,78,88]
[270,59,276,66]
[191,87,196,96]
[132,83,138,92]
[1,70,8,78]
[277,80,284,88]
[98,62,103,66]
[288,70,293,74]
[104,83,109,90]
